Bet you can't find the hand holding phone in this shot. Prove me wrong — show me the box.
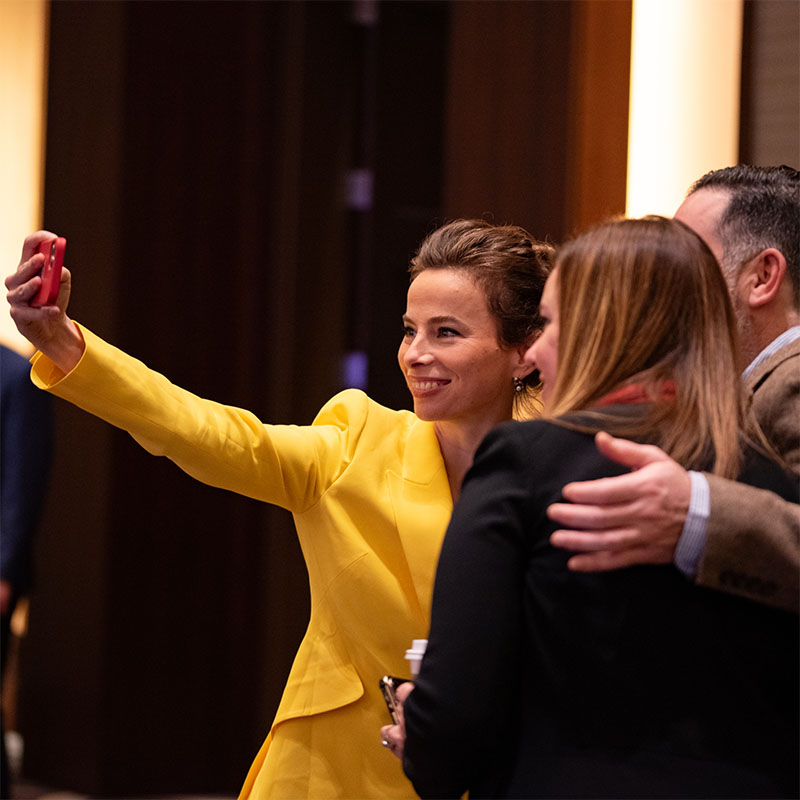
[379,675,409,725]
[31,236,66,307]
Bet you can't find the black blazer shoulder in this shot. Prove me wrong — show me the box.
[483,410,798,504]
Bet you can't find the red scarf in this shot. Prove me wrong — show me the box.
[594,381,676,407]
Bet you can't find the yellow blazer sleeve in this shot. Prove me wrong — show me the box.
[31,324,370,513]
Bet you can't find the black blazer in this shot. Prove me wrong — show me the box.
[402,410,799,799]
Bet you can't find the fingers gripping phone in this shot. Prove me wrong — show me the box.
[380,675,409,725]
[31,237,66,307]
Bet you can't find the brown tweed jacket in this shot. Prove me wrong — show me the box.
[699,336,800,611]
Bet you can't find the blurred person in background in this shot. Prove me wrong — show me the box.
[1,343,53,799]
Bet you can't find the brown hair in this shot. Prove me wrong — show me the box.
[546,215,757,478]
[410,219,554,415]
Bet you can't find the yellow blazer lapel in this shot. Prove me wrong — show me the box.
[387,418,453,621]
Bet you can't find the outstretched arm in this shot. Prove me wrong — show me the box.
[547,432,690,570]
[5,231,85,373]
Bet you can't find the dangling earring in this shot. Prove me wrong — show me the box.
[513,376,525,394]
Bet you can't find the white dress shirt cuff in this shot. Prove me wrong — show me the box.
[674,471,710,578]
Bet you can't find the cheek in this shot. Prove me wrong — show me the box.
[543,328,559,367]
[397,342,407,369]
[530,334,557,381]
[477,347,514,381]
[529,337,547,369]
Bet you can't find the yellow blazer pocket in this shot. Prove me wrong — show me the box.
[272,627,365,727]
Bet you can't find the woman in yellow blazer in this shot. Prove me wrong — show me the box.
[6,219,552,799]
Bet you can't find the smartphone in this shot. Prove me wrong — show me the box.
[379,675,408,725]
[31,236,66,308]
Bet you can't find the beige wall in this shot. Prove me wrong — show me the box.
[0,0,48,356]
[626,0,744,217]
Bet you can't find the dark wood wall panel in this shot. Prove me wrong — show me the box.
[443,0,573,243]
[444,0,631,243]
[22,2,342,794]
[19,2,129,793]
[739,0,800,167]
[565,0,632,235]
[368,0,449,412]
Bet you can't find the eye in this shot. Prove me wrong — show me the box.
[402,325,416,339]
[437,327,460,338]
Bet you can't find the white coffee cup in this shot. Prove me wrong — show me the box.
[405,638,428,677]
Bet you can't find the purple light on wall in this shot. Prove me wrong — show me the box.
[341,350,368,390]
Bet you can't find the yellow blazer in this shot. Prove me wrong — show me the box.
[32,325,453,799]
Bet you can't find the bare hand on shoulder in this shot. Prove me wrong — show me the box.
[5,231,84,372]
[547,432,692,570]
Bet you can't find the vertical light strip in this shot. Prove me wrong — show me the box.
[626,0,744,217]
[0,0,48,354]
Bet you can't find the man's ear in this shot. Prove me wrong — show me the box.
[745,248,787,309]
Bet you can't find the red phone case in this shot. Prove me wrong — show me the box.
[31,237,66,307]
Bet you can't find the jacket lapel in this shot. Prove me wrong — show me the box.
[387,418,453,621]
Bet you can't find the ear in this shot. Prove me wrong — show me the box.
[744,248,787,309]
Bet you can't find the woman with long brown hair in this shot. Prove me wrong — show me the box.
[385,216,798,799]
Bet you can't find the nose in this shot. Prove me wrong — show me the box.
[402,333,434,367]
[523,338,539,369]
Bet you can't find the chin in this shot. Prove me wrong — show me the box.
[412,399,443,421]
[412,405,436,421]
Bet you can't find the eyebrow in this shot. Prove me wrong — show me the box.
[402,314,464,326]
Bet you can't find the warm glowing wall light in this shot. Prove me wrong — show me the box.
[626,0,743,218]
[0,0,48,355]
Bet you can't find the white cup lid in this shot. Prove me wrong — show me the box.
[405,638,428,659]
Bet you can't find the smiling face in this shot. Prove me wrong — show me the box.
[525,268,559,405]
[398,268,524,425]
